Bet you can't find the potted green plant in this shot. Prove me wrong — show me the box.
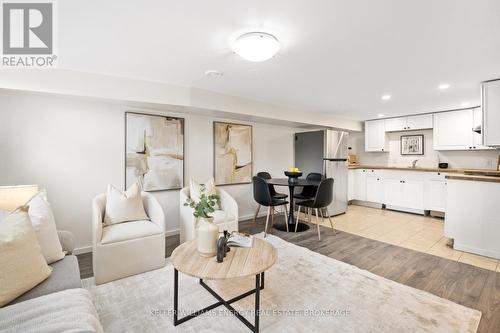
[184,185,221,257]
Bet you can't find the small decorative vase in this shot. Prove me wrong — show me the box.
[196,217,219,257]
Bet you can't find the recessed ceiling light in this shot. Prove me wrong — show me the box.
[461,101,471,107]
[377,114,385,118]
[204,70,223,78]
[438,83,450,90]
[232,32,280,62]
[381,94,391,100]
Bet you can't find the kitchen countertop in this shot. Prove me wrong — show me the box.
[348,164,500,182]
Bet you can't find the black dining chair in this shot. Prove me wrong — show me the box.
[252,176,289,236]
[293,172,323,201]
[295,178,335,240]
[254,172,288,224]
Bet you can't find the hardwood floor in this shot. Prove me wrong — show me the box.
[77,215,500,333]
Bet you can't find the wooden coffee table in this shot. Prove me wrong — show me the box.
[171,238,277,333]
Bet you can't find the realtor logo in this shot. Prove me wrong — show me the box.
[2,1,57,66]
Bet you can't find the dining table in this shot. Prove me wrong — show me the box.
[265,178,321,232]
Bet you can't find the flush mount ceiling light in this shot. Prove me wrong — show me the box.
[232,32,280,62]
[461,101,471,107]
[381,94,391,101]
[204,70,223,78]
[377,114,385,118]
[438,83,450,90]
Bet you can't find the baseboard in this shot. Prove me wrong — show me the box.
[166,228,179,237]
[73,245,92,255]
[454,242,500,260]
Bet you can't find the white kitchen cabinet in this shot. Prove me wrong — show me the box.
[406,114,433,130]
[364,120,387,152]
[429,180,446,212]
[433,109,474,150]
[384,117,407,132]
[383,179,404,207]
[352,169,367,201]
[401,180,425,210]
[383,171,424,212]
[384,114,433,132]
[366,170,384,203]
[482,79,500,147]
[348,170,354,201]
[472,108,494,150]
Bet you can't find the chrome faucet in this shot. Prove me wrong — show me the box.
[411,159,419,168]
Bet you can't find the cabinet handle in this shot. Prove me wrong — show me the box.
[371,170,374,172]
[473,146,476,149]
[437,172,440,175]
[469,147,472,149]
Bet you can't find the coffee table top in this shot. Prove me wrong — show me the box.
[171,238,277,280]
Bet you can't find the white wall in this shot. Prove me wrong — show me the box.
[0,90,295,251]
[348,130,499,169]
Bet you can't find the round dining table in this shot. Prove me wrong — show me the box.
[265,178,321,232]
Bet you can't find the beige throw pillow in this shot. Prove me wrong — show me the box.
[189,178,219,209]
[0,207,52,307]
[26,190,65,264]
[104,182,149,225]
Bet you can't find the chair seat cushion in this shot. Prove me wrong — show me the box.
[293,193,314,200]
[297,199,314,207]
[101,220,162,245]
[273,193,288,199]
[210,210,236,224]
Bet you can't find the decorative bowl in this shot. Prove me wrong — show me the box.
[284,171,302,183]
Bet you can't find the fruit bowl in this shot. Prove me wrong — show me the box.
[284,171,303,183]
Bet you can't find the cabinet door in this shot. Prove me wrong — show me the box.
[429,180,446,212]
[348,170,354,201]
[365,120,386,152]
[406,114,433,130]
[433,110,474,150]
[482,79,500,146]
[472,108,494,150]
[353,169,367,201]
[384,179,403,207]
[385,117,407,132]
[402,180,424,210]
[366,176,384,203]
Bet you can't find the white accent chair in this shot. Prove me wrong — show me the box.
[92,192,165,285]
[179,187,238,243]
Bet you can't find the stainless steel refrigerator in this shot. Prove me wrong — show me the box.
[294,130,349,216]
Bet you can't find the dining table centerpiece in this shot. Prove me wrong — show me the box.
[284,167,303,184]
[184,185,221,257]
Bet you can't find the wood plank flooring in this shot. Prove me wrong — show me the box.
[77,214,500,333]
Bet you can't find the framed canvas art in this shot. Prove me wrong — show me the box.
[401,135,424,155]
[125,112,184,191]
[213,122,253,185]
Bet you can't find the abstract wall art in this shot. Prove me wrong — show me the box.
[213,122,253,185]
[125,112,184,191]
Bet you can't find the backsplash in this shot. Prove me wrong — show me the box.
[347,130,499,170]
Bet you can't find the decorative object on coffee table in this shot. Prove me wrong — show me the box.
[216,236,227,263]
[183,184,221,257]
[171,238,277,333]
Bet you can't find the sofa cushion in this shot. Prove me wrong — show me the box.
[0,208,52,307]
[0,288,103,333]
[8,255,82,305]
[104,182,149,225]
[101,220,162,244]
[211,210,236,224]
[27,190,65,264]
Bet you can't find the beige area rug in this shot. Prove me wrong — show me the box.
[82,234,481,333]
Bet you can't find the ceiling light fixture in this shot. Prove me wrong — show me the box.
[438,83,450,90]
[204,70,223,78]
[461,101,471,107]
[232,32,280,62]
[381,94,391,101]
[377,114,385,118]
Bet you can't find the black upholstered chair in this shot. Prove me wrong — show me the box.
[253,176,289,236]
[254,172,288,224]
[293,172,323,201]
[295,178,335,240]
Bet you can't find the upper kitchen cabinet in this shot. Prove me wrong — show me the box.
[385,114,433,132]
[482,79,500,146]
[364,119,387,152]
[472,108,494,150]
[433,109,474,150]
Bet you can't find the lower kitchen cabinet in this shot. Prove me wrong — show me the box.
[352,169,367,201]
[428,180,446,211]
[366,174,384,203]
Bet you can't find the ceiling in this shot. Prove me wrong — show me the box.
[58,0,500,120]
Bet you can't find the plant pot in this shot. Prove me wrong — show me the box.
[196,216,219,257]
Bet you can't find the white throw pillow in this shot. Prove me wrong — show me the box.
[189,178,219,209]
[0,207,52,307]
[26,190,65,264]
[104,182,149,225]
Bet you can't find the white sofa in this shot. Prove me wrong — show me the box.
[92,192,165,285]
[179,187,238,243]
